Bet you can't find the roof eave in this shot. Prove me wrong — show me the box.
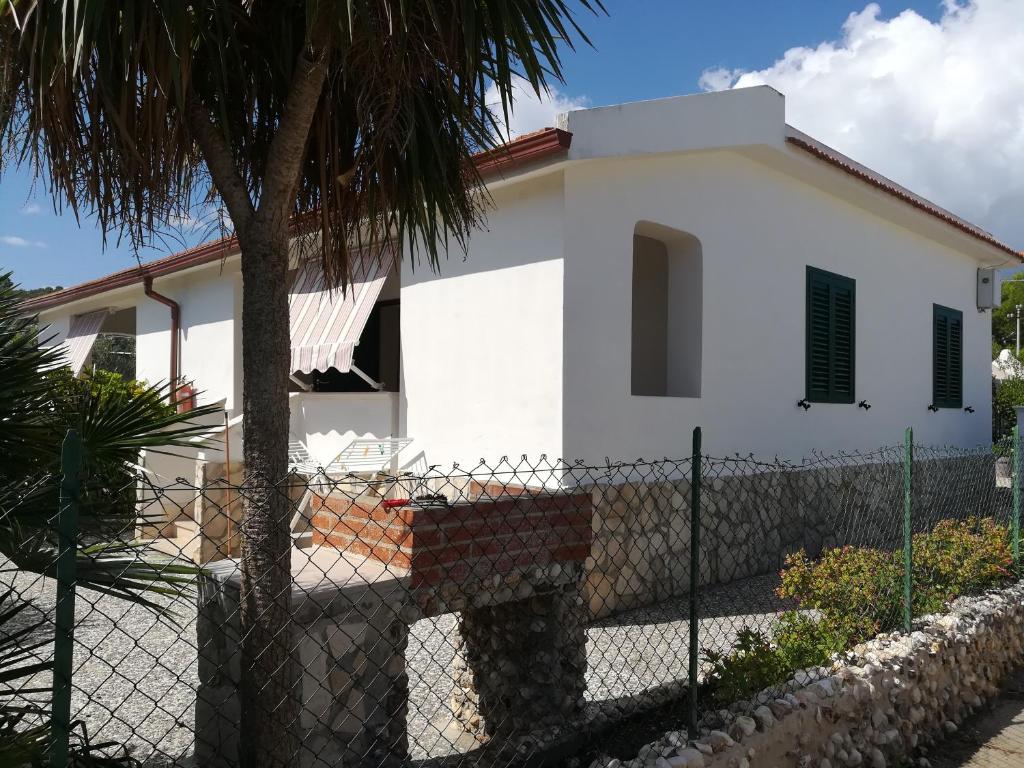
[784,130,1022,263]
[19,128,574,315]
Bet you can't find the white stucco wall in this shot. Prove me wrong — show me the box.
[399,173,566,468]
[27,87,1006,470]
[289,392,401,467]
[563,86,785,160]
[562,150,994,463]
[135,265,240,411]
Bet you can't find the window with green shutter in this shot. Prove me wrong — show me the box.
[805,266,856,404]
[932,304,963,409]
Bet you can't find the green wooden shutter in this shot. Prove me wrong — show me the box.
[933,304,963,409]
[806,267,856,403]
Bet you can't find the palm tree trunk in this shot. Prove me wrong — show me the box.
[236,224,300,768]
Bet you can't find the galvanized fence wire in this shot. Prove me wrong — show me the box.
[695,445,907,716]
[2,432,1021,768]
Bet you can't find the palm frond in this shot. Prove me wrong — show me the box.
[0,589,52,690]
[0,1,604,284]
[0,715,49,767]
[72,541,200,614]
[0,277,209,609]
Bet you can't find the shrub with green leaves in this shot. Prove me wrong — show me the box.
[993,376,1024,440]
[705,518,1014,707]
[912,517,1012,614]
[777,545,903,645]
[704,629,791,706]
[773,611,847,670]
[703,612,843,706]
[778,517,1012,649]
[42,367,176,536]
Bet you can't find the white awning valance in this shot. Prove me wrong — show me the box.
[63,309,109,375]
[289,246,396,375]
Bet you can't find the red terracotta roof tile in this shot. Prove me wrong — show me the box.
[21,128,574,312]
[786,135,1021,261]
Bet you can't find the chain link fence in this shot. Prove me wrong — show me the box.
[3,427,1021,767]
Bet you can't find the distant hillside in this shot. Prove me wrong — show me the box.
[17,285,62,299]
[0,274,62,300]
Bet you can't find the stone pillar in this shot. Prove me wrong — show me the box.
[453,578,587,738]
[192,459,246,562]
[196,560,410,768]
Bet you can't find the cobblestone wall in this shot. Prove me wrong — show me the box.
[589,580,1024,768]
[195,562,410,768]
[586,454,1003,618]
[451,574,588,738]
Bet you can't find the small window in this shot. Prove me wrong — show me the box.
[932,304,963,409]
[805,266,855,403]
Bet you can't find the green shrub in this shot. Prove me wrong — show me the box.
[46,366,154,406]
[703,612,843,706]
[912,517,1012,614]
[993,376,1024,440]
[778,518,1013,647]
[705,519,1014,707]
[774,611,847,670]
[777,545,902,645]
[704,628,790,706]
[44,367,175,534]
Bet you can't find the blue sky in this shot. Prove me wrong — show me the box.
[2,0,1003,291]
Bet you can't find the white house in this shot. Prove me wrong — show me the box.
[22,86,1019,473]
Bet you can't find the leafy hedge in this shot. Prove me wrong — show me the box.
[704,517,1014,705]
[44,367,175,535]
[993,376,1024,440]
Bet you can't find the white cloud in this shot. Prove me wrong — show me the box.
[167,211,205,232]
[166,204,233,236]
[1,235,46,247]
[20,202,41,215]
[486,76,588,140]
[700,0,1024,248]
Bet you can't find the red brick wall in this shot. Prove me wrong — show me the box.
[311,492,592,588]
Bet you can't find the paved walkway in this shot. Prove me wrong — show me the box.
[930,667,1024,768]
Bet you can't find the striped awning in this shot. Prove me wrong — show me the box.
[289,246,396,374]
[63,309,109,375]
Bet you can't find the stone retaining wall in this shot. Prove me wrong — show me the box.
[586,454,1005,618]
[195,561,411,768]
[454,578,589,738]
[199,490,595,767]
[588,580,1024,768]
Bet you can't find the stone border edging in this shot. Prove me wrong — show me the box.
[588,580,1024,768]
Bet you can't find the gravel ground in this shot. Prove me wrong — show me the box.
[4,565,788,766]
[4,566,199,767]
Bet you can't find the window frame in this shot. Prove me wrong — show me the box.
[805,266,856,405]
[932,303,963,410]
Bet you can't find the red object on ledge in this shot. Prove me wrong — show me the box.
[175,383,196,413]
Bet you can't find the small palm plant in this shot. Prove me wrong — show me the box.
[0,274,220,765]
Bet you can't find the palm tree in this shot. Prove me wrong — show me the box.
[0,4,604,764]
[0,275,220,765]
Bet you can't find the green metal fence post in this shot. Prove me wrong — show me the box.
[1013,424,1021,575]
[688,426,702,735]
[51,428,82,768]
[903,426,913,634]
